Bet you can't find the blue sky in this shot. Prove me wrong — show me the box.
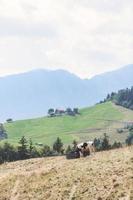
[0,0,133,78]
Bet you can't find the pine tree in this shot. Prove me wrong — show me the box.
[18,136,29,160]
[101,133,110,150]
[126,131,133,146]
[72,140,78,150]
[53,137,63,154]
[66,145,72,154]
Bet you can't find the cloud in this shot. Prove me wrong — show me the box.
[0,0,133,78]
[0,17,56,37]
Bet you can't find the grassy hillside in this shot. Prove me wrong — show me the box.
[3,102,133,145]
[0,147,132,200]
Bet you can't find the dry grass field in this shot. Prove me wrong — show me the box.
[0,147,133,200]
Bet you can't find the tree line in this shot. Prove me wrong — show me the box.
[48,107,80,117]
[102,86,133,110]
[0,128,132,164]
[0,136,64,164]
[94,126,133,151]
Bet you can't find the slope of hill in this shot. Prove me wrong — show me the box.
[0,64,133,121]
[0,147,132,200]
[4,102,133,145]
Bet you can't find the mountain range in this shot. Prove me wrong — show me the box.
[0,64,133,121]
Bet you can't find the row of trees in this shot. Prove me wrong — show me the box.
[0,136,64,164]
[48,108,80,117]
[93,133,122,151]
[0,129,133,164]
[94,128,133,151]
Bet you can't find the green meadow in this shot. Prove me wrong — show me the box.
[3,102,133,146]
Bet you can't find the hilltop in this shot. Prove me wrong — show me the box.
[4,102,133,145]
[0,147,132,200]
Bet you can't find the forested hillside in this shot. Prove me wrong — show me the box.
[105,86,133,110]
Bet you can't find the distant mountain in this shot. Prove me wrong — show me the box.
[0,69,90,121]
[0,64,133,121]
[86,64,133,101]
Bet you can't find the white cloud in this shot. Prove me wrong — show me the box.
[0,0,133,78]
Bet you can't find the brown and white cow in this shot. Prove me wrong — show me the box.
[77,141,95,157]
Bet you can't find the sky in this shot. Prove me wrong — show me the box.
[0,0,133,78]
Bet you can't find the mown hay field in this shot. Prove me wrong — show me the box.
[0,146,133,200]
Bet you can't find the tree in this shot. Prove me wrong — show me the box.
[73,108,80,114]
[48,108,55,117]
[106,94,111,100]
[126,131,133,146]
[48,108,54,114]
[65,145,72,154]
[29,138,34,157]
[66,108,75,116]
[18,136,29,160]
[129,125,133,132]
[93,138,101,151]
[0,123,8,140]
[72,140,78,150]
[101,133,111,150]
[53,137,63,154]
[0,142,17,163]
[6,118,13,123]
[110,92,116,100]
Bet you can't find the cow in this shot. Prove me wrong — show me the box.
[66,141,95,159]
[77,141,95,157]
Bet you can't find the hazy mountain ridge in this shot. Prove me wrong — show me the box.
[0,64,133,120]
[86,64,133,101]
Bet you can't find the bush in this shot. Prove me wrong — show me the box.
[41,145,53,157]
[0,142,18,163]
[112,141,122,149]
